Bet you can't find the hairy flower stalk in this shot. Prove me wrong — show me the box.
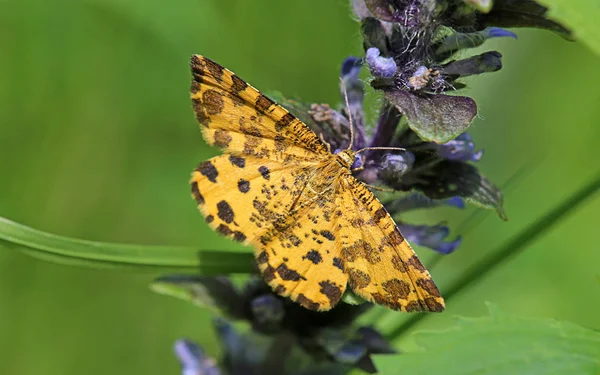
[165,0,572,373]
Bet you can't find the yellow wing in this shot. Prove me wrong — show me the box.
[190,55,329,162]
[192,154,310,244]
[191,154,347,311]
[335,176,445,312]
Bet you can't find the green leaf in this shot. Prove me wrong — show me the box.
[0,216,254,273]
[150,275,246,318]
[364,0,402,22]
[429,161,507,220]
[385,90,477,143]
[436,27,517,59]
[464,0,493,13]
[374,304,600,375]
[441,51,503,78]
[384,159,507,220]
[478,0,572,39]
[341,289,367,306]
[537,0,600,55]
[361,17,391,55]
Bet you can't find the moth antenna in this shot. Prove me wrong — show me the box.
[340,77,354,151]
[356,146,406,154]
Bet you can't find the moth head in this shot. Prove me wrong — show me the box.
[335,149,357,169]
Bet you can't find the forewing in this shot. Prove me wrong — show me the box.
[191,153,318,245]
[336,177,445,312]
[190,55,329,162]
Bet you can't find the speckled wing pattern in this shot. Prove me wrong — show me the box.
[335,178,444,311]
[189,55,444,312]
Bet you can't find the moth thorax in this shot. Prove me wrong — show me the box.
[335,150,356,169]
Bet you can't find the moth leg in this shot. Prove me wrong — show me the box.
[319,133,332,154]
[363,184,395,193]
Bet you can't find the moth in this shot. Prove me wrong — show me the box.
[189,55,444,312]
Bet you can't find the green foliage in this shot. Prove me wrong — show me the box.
[464,0,493,13]
[151,275,246,318]
[412,161,507,220]
[373,304,600,375]
[0,217,254,273]
[384,91,478,143]
[538,0,600,55]
[385,174,600,340]
[341,290,367,305]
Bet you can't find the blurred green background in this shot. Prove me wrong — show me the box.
[0,0,599,374]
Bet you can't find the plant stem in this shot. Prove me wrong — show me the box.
[369,103,401,148]
[386,173,600,340]
[427,162,535,271]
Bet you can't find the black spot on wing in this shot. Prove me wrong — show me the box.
[257,251,269,264]
[333,257,344,271]
[296,294,320,310]
[319,280,342,305]
[229,155,246,168]
[233,231,246,242]
[275,113,295,132]
[259,166,270,180]
[256,94,275,112]
[217,224,232,236]
[203,57,224,82]
[238,179,250,193]
[320,230,335,241]
[231,74,248,93]
[303,250,322,264]
[217,200,235,223]
[197,161,218,183]
[191,181,204,204]
[276,263,305,281]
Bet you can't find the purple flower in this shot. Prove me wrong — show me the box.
[341,56,362,80]
[446,196,466,209]
[250,294,285,332]
[377,152,415,181]
[398,223,462,254]
[486,27,518,39]
[354,0,568,146]
[163,277,391,375]
[437,133,483,162]
[365,47,397,78]
[174,339,221,375]
[385,192,465,213]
